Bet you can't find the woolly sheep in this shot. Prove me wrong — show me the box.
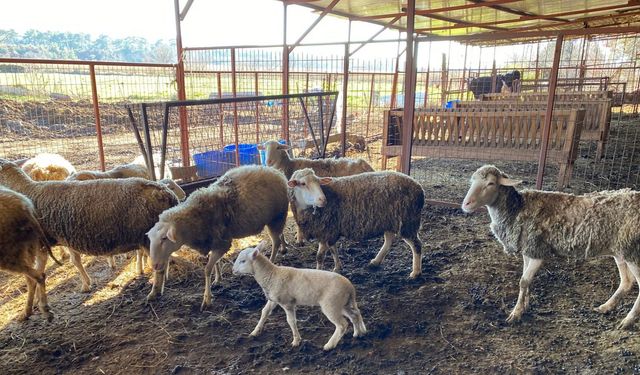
[462,165,640,329]
[233,242,366,350]
[0,186,61,322]
[132,154,172,180]
[0,159,180,292]
[20,153,76,181]
[287,168,425,278]
[146,165,289,310]
[263,140,374,245]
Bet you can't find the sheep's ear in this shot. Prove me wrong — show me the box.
[319,177,333,185]
[251,248,259,259]
[276,144,290,150]
[287,180,298,188]
[166,225,177,243]
[498,176,522,186]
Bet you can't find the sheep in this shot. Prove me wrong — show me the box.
[461,165,640,329]
[67,163,150,181]
[146,165,289,310]
[20,153,76,181]
[263,140,374,245]
[132,154,172,180]
[232,241,366,350]
[0,186,61,322]
[287,168,425,278]
[0,159,180,292]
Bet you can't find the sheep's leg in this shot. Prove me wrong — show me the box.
[34,252,53,322]
[107,256,116,270]
[266,222,285,262]
[323,245,341,272]
[369,232,396,267]
[507,256,543,323]
[201,250,224,311]
[212,262,221,285]
[321,304,348,351]
[343,302,367,337]
[19,275,36,321]
[596,255,635,314]
[136,250,145,275]
[282,304,302,347]
[68,249,91,292]
[617,262,640,330]
[250,300,277,337]
[404,235,423,279]
[316,242,330,270]
[295,225,305,247]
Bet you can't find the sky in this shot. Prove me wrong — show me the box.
[0,0,533,68]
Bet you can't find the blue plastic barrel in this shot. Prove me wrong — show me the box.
[223,143,260,166]
[193,150,234,178]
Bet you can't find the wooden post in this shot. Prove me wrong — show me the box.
[399,0,417,175]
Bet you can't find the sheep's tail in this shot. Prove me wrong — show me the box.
[28,213,62,266]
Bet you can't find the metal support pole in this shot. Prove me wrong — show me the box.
[536,34,564,189]
[282,3,290,144]
[341,22,351,157]
[399,0,417,175]
[174,0,190,166]
[231,48,240,167]
[255,71,260,144]
[365,73,375,139]
[89,64,106,171]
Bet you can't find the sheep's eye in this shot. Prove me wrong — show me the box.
[300,182,306,186]
[487,182,495,186]
[241,260,245,263]
[161,236,167,241]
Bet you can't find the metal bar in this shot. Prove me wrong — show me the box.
[183,38,404,51]
[341,40,349,156]
[283,3,290,144]
[140,103,157,181]
[160,104,170,179]
[467,0,569,22]
[255,71,260,144]
[126,106,148,168]
[359,0,522,19]
[289,0,341,52]
[231,48,240,167]
[299,97,321,156]
[319,94,325,156]
[322,94,337,158]
[400,0,416,175]
[139,91,339,108]
[179,0,195,20]
[174,0,190,167]
[536,34,564,190]
[0,57,175,68]
[88,64,106,171]
[349,16,401,57]
[365,73,375,139]
[217,72,224,149]
[390,39,401,109]
[416,11,507,31]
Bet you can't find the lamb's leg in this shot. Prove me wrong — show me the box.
[250,300,277,337]
[266,220,285,262]
[596,255,635,313]
[507,255,543,323]
[343,300,367,337]
[617,262,640,330]
[212,262,221,284]
[136,249,145,275]
[19,275,36,321]
[404,235,423,279]
[329,245,342,272]
[282,304,302,347]
[369,232,395,267]
[201,250,225,311]
[68,249,91,292]
[321,304,349,351]
[34,252,53,322]
[316,242,330,270]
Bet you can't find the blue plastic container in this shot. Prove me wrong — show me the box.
[193,150,234,178]
[259,139,287,166]
[223,143,261,166]
[445,99,460,109]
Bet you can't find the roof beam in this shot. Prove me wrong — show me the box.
[507,9,640,33]
[349,16,401,57]
[417,26,640,42]
[288,0,341,52]
[357,0,523,20]
[414,11,508,31]
[179,0,195,21]
[466,0,570,23]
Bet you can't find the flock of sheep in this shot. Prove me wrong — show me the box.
[1,140,639,351]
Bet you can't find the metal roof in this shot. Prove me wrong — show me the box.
[284,0,640,44]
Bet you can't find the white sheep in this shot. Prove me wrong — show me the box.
[132,154,172,180]
[263,140,374,245]
[288,168,425,278]
[233,242,367,350]
[0,186,61,322]
[19,153,76,181]
[0,159,180,292]
[462,165,640,329]
[146,165,289,310]
[67,163,150,181]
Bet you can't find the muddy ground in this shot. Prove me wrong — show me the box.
[1,205,639,374]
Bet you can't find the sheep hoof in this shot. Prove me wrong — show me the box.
[80,285,91,293]
[617,317,636,330]
[200,298,212,312]
[17,312,30,322]
[249,330,261,337]
[322,343,335,351]
[594,304,612,314]
[506,311,522,323]
[146,292,158,304]
[368,260,381,268]
[291,339,301,348]
[44,312,54,323]
[408,272,421,279]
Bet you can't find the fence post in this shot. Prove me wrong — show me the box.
[365,73,375,139]
[231,48,240,166]
[399,0,416,175]
[282,3,290,144]
[174,0,190,167]
[536,34,564,189]
[341,42,349,157]
[255,71,260,144]
[89,64,106,171]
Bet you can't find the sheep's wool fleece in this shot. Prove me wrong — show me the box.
[0,161,179,256]
[0,187,44,268]
[491,187,640,262]
[159,165,288,254]
[290,171,424,244]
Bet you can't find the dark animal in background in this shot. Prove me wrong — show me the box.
[468,70,521,99]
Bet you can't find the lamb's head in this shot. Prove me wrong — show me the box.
[263,140,290,168]
[232,247,259,275]
[0,159,32,185]
[147,220,183,272]
[288,168,330,210]
[462,165,522,213]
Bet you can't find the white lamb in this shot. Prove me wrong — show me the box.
[233,242,367,351]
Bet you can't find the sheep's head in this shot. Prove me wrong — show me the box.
[0,159,31,185]
[232,246,260,276]
[263,140,289,168]
[288,168,331,210]
[462,165,522,213]
[147,220,183,273]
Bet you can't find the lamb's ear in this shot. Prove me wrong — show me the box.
[319,177,333,185]
[276,144,290,150]
[498,176,522,186]
[166,225,177,243]
[251,247,259,259]
[287,180,298,188]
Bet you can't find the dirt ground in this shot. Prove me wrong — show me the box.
[1,204,640,375]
